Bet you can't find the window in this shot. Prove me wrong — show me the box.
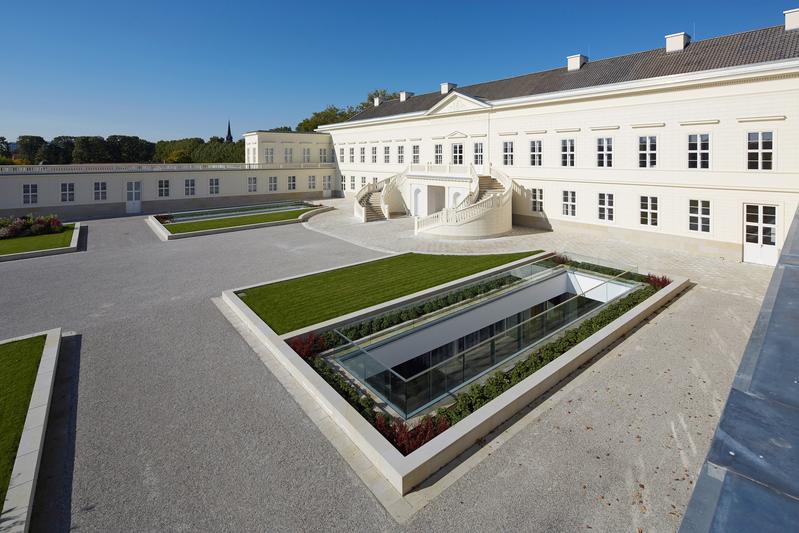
[530,140,542,166]
[339,147,344,162]
[268,176,277,192]
[158,179,170,197]
[288,176,296,190]
[340,176,345,190]
[349,148,354,163]
[384,146,390,164]
[561,139,575,167]
[361,176,367,187]
[562,190,576,216]
[747,132,773,170]
[372,177,378,185]
[264,147,274,163]
[323,175,331,190]
[23,184,38,204]
[247,176,257,193]
[319,148,328,163]
[502,141,514,165]
[308,175,316,189]
[688,134,710,169]
[184,178,195,196]
[434,144,443,164]
[474,142,483,165]
[638,136,657,168]
[371,146,377,163]
[209,178,219,195]
[452,144,463,165]
[350,176,355,190]
[412,145,420,164]
[640,196,658,226]
[61,182,75,202]
[94,181,107,201]
[397,146,404,164]
[597,138,613,167]
[598,193,614,221]
[284,147,293,163]
[359,147,366,163]
[531,188,543,212]
[302,147,310,163]
[689,200,711,232]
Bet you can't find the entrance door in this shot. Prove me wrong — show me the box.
[743,204,778,266]
[126,181,142,214]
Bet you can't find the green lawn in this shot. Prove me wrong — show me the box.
[0,225,75,256]
[239,251,541,334]
[165,208,315,234]
[0,335,46,505]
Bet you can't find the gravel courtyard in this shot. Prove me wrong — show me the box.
[0,207,772,532]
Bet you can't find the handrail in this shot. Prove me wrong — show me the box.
[379,167,409,218]
[0,162,337,175]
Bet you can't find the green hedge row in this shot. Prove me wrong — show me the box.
[438,284,658,425]
[308,356,376,423]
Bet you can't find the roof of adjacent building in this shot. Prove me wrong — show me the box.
[347,25,799,123]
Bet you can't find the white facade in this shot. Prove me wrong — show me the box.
[243,131,333,166]
[319,15,799,265]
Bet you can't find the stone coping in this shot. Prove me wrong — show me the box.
[1,328,62,533]
[0,223,81,263]
[145,206,334,241]
[222,256,689,495]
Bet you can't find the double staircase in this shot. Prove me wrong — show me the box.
[359,190,386,222]
[476,176,504,201]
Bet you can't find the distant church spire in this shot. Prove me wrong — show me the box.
[225,120,233,143]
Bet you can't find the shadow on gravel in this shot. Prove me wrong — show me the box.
[28,334,82,533]
[77,225,88,252]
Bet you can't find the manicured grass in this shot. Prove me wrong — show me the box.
[239,251,541,334]
[165,208,315,234]
[0,225,74,256]
[0,335,46,505]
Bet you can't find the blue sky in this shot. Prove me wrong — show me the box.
[1,0,792,141]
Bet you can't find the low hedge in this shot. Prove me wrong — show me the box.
[0,214,64,240]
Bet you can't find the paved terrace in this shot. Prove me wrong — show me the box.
[0,203,772,532]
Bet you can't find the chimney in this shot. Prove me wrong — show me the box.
[440,82,457,94]
[665,32,691,52]
[373,96,381,107]
[786,8,799,31]
[399,91,414,102]
[567,54,588,71]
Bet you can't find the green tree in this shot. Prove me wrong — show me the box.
[72,136,111,164]
[16,136,47,163]
[0,137,9,157]
[35,142,65,164]
[296,105,356,132]
[165,149,192,163]
[357,89,399,112]
[106,135,155,163]
[50,136,75,164]
[153,138,204,163]
[267,126,293,133]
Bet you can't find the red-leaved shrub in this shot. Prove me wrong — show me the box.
[287,333,327,359]
[646,273,672,289]
[375,414,450,455]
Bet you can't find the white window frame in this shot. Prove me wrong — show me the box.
[60,182,75,202]
[158,179,170,197]
[412,145,420,164]
[689,199,711,233]
[94,181,107,201]
[264,147,274,164]
[349,148,354,163]
[640,196,658,227]
[562,190,576,216]
[323,175,331,190]
[360,147,366,163]
[209,178,220,195]
[361,176,367,187]
[474,142,483,165]
[339,147,344,162]
[288,176,296,190]
[23,183,38,205]
[434,144,443,165]
[284,147,293,163]
[688,133,710,169]
[384,145,390,164]
[247,176,257,193]
[596,138,613,168]
[530,140,542,166]
[397,145,404,164]
[451,143,463,165]
[597,193,614,222]
[350,176,355,190]
[502,141,514,166]
[561,139,575,167]
[302,147,311,163]
[319,148,328,163]
[308,175,316,189]
[638,136,657,168]
[184,178,195,196]
[268,176,278,192]
[747,131,773,170]
[531,188,543,212]
[371,146,377,163]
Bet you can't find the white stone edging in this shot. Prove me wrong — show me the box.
[0,223,81,263]
[145,206,333,241]
[1,328,62,532]
[223,260,688,494]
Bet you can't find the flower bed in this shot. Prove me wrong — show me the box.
[0,214,64,240]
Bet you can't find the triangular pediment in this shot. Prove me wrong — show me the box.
[426,92,490,116]
[446,131,468,139]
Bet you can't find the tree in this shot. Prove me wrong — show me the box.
[165,149,192,163]
[72,136,111,164]
[358,89,399,112]
[267,126,293,133]
[0,137,9,157]
[296,105,356,132]
[35,143,65,164]
[208,136,224,144]
[16,136,47,163]
[50,136,75,164]
[106,135,155,163]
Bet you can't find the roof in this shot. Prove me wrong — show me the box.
[347,25,799,123]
